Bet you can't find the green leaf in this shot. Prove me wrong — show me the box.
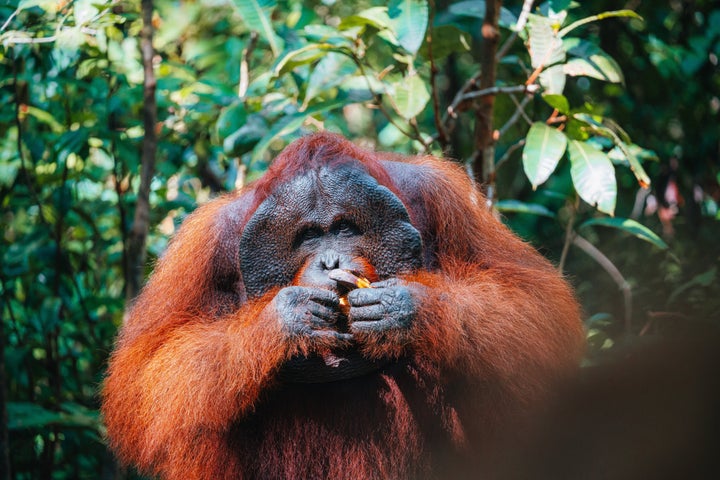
[388,0,429,55]
[608,144,659,164]
[669,267,717,303]
[230,0,283,57]
[390,74,430,119]
[303,25,356,46]
[564,55,623,83]
[339,7,392,31]
[522,122,568,188]
[568,140,617,215]
[17,0,56,11]
[215,101,249,140]
[528,15,566,68]
[418,25,471,60]
[542,94,570,113]
[448,1,518,29]
[539,65,567,95]
[527,15,566,94]
[223,114,268,157]
[273,43,347,77]
[303,52,358,108]
[74,0,99,24]
[495,200,556,218]
[25,106,64,133]
[8,402,63,430]
[580,217,668,249]
[250,100,348,163]
[573,113,651,188]
[8,402,101,431]
[559,10,643,37]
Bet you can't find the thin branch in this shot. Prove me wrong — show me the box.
[496,0,534,61]
[349,53,429,149]
[426,0,449,151]
[441,70,481,136]
[459,83,538,103]
[0,8,19,33]
[239,32,259,99]
[494,138,524,173]
[497,94,532,140]
[510,93,533,124]
[573,234,633,333]
[515,0,534,32]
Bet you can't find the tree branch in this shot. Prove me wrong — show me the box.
[573,234,633,333]
[497,93,533,140]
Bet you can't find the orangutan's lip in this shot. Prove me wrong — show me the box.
[328,269,373,290]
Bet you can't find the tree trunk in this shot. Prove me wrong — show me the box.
[126,0,158,302]
[472,0,502,201]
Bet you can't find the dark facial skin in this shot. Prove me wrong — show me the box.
[239,162,424,381]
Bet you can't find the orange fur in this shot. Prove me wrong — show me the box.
[102,132,584,479]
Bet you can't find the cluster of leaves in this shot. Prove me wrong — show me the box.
[1,0,719,477]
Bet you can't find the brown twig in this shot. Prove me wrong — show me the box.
[239,32,259,99]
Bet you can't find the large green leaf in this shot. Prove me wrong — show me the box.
[568,140,617,215]
[303,53,358,108]
[390,73,430,119]
[522,122,568,188]
[230,0,283,57]
[388,0,429,55]
[216,100,249,140]
[580,217,668,250]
